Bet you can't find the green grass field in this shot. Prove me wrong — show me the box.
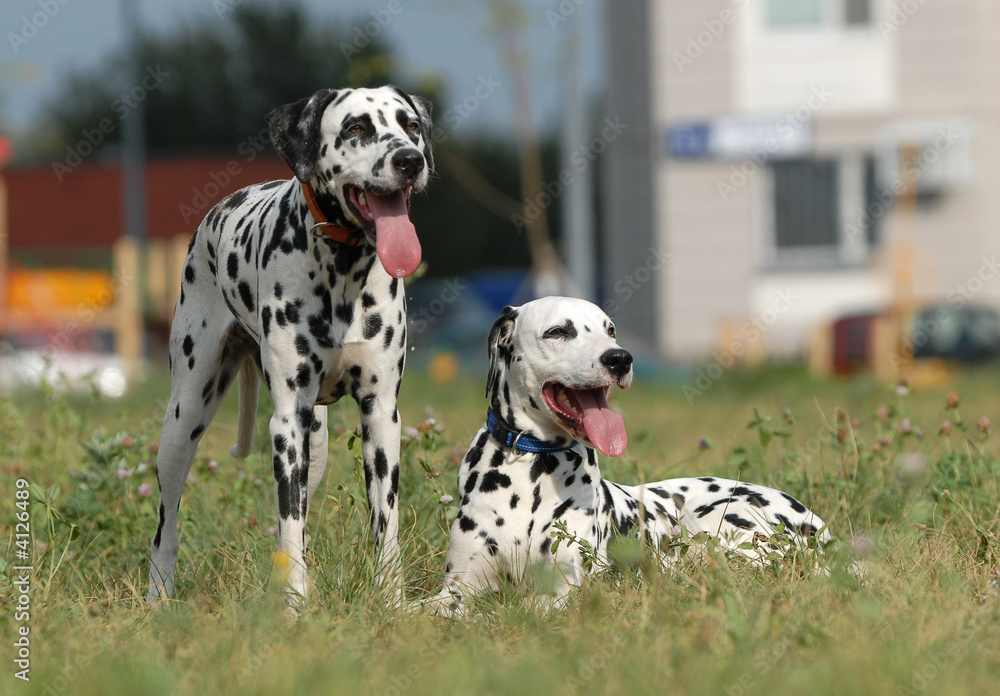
[2,363,1000,695]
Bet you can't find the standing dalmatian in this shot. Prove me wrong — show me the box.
[428,297,831,614]
[147,86,433,607]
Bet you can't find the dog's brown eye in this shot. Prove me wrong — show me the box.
[407,121,419,131]
[544,327,566,339]
[607,326,616,338]
[348,125,362,134]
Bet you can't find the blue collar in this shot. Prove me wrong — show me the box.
[485,410,577,454]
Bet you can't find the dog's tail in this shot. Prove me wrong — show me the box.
[229,359,259,459]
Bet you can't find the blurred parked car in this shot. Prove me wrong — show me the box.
[831,304,1000,376]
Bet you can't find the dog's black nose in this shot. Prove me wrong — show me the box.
[600,349,633,377]
[392,148,424,180]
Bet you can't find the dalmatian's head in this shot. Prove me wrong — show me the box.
[486,297,633,457]
[267,85,434,278]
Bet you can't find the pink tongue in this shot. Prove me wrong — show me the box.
[367,190,422,278]
[572,388,628,457]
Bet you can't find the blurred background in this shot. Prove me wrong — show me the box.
[1,0,999,396]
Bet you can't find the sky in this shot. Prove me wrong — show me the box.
[0,0,605,145]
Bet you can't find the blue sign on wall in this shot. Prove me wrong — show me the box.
[667,123,712,159]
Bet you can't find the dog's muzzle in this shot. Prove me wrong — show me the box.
[392,148,425,183]
[600,349,633,379]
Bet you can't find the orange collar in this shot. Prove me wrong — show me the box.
[301,181,364,245]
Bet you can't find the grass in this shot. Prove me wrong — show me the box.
[2,362,1000,695]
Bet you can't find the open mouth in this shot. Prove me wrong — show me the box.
[541,382,628,457]
[344,184,421,278]
[346,185,413,228]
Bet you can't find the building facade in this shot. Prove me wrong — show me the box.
[603,0,1000,361]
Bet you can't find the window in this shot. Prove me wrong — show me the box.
[844,0,871,25]
[862,156,883,247]
[766,0,823,28]
[772,159,839,249]
[757,155,881,269]
[765,0,872,30]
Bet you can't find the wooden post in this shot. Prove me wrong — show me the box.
[808,321,833,377]
[0,173,7,325]
[876,143,920,382]
[168,235,188,323]
[113,236,143,378]
[146,238,166,319]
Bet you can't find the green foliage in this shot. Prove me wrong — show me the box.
[2,367,1000,695]
[40,2,393,156]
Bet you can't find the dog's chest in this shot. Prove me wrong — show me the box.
[460,439,602,548]
[309,253,406,404]
[207,183,406,404]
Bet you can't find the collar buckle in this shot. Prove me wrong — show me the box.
[301,182,364,246]
[485,410,575,454]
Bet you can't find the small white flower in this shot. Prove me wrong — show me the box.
[405,427,419,438]
[266,525,278,535]
[439,494,454,504]
[849,533,875,556]
[117,468,132,479]
[137,483,152,497]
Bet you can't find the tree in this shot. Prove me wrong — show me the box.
[40,2,393,156]
[31,1,568,278]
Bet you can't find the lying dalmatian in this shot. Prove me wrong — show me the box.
[148,86,433,607]
[428,297,831,614]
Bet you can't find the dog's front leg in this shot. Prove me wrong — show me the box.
[266,386,318,608]
[353,358,404,602]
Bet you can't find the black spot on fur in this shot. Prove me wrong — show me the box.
[335,301,354,325]
[781,492,808,514]
[238,281,254,312]
[261,306,272,336]
[530,453,560,482]
[552,497,575,520]
[725,513,756,530]
[360,394,376,415]
[464,471,479,495]
[153,502,165,547]
[374,447,389,478]
[296,363,311,388]
[363,313,382,340]
[479,470,511,493]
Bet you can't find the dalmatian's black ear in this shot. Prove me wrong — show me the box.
[266,89,342,183]
[485,305,518,400]
[390,86,435,173]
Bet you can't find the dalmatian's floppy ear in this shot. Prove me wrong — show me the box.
[485,305,518,400]
[390,85,435,173]
[266,88,342,183]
